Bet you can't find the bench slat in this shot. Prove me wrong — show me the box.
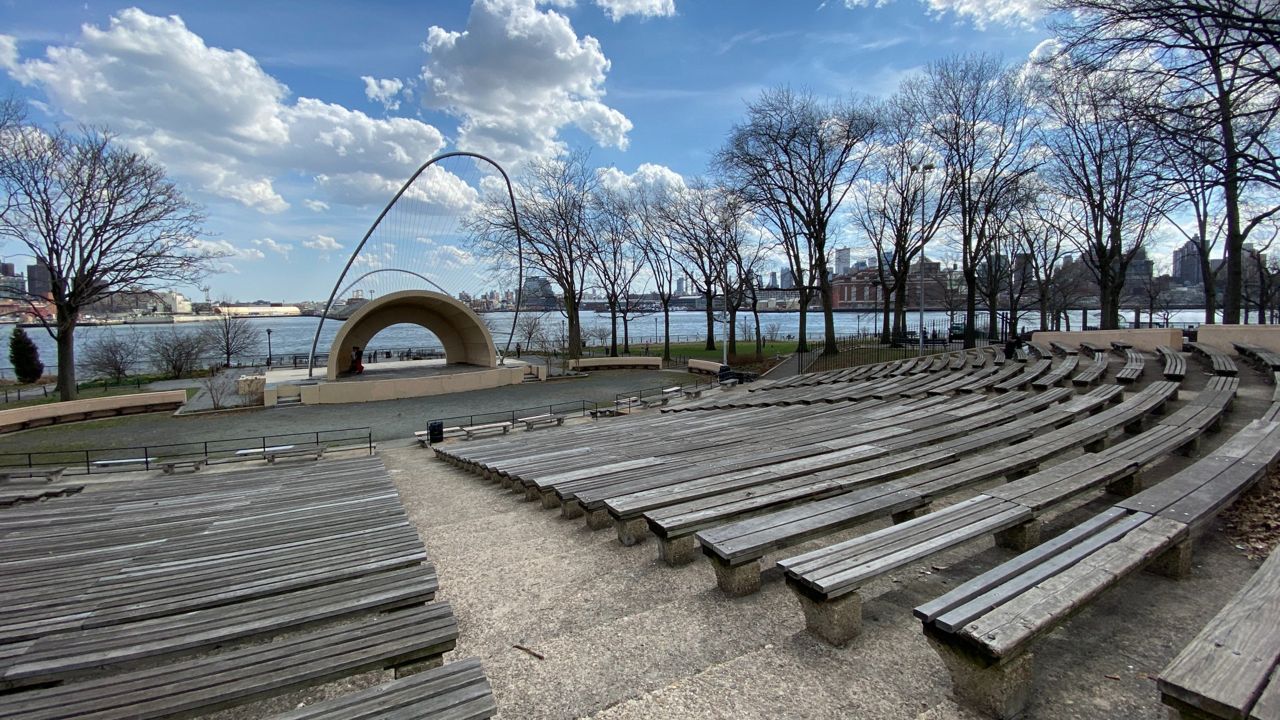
[1159,547,1280,720]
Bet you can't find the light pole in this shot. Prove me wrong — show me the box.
[913,162,935,354]
[265,328,272,368]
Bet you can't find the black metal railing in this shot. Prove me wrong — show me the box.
[0,426,374,475]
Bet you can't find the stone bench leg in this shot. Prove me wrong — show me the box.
[1106,472,1146,497]
[540,490,561,509]
[522,485,540,502]
[561,499,584,519]
[1147,538,1192,579]
[392,651,446,679]
[1084,435,1111,453]
[794,588,863,646]
[616,517,650,546]
[712,555,762,597]
[658,535,699,566]
[893,504,930,524]
[994,520,1041,552]
[926,636,1034,720]
[585,508,612,530]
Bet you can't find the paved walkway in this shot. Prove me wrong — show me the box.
[0,369,695,455]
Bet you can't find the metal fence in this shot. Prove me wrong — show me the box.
[0,426,374,474]
[795,322,1000,375]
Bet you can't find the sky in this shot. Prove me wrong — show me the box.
[0,0,1050,303]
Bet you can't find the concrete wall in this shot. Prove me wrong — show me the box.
[304,366,523,404]
[1031,328,1182,353]
[1195,325,1280,354]
[0,390,188,433]
[688,358,724,375]
[326,290,496,380]
[570,357,662,370]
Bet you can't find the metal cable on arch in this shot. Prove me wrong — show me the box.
[306,151,523,377]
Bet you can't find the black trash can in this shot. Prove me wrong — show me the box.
[428,421,444,444]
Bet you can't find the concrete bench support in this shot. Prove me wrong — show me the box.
[657,535,699,566]
[926,636,1034,720]
[615,516,650,545]
[796,590,863,646]
[712,556,762,597]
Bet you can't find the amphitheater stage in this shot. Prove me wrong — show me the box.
[262,358,532,406]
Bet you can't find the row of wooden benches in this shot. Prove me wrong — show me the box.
[0,456,497,719]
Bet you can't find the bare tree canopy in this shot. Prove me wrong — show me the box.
[467,151,594,357]
[904,53,1039,346]
[201,313,263,367]
[1048,0,1280,323]
[717,86,880,355]
[0,123,221,399]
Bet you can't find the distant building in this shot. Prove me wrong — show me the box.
[217,304,301,317]
[675,276,688,295]
[0,263,14,278]
[767,271,778,289]
[1124,248,1154,292]
[832,248,852,276]
[154,291,192,314]
[26,262,51,299]
[0,276,23,300]
[1172,241,1202,285]
[520,276,558,310]
[780,269,795,290]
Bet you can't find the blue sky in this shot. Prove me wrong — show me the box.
[0,0,1049,303]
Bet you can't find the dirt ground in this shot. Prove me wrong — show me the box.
[384,359,1279,719]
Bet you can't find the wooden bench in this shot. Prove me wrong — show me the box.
[462,422,512,440]
[0,483,84,506]
[0,603,459,720]
[156,458,206,474]
[1158,544,1280,720]
[1049,341,1079,356]
[267,444,326,463]
[1190,342,1239,376]
[1071,351,1108,386]
[1031,355,1079,389]
[1115,348,1146,384]
[1110,340,1133,352]
[518,413,566,431]
[1159,345,1187,381]
[0,466,67,483]
[269,657,496,720]
[682,387,704,399]
[915,418,1280,719]
[588,407,625,419]
[1080,341,1110,357]
[90,457,157,470]
[235,444,295,458]
[1233,342,1280,372]
[993,359,1050,392]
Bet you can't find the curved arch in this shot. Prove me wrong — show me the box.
[325,290,496,381]
[307,151,523,377]
[336,268,447,302]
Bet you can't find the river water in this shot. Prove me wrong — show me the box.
[2,307,1220,378]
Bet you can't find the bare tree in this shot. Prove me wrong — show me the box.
[1048,0,1280,323]
[0,125,218,399]
[587,186,646,356]
[147,327,208,379]
[1015,190,1075,331]
[904,54,1039,346]
[633,183,682,360]
[82,330,141,383]
[854,95,953,343]
[658,180,733,351]
[468,151,595,357]
[514,312,547,355]
[1035,59,1168,328]
[200,367,237,410]
[718,86,880,355]
[201,312,262,367]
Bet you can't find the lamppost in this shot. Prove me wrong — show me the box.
[265,328,273,368]
[912,162,935,354]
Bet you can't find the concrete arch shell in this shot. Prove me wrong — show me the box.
[326,290,497,380]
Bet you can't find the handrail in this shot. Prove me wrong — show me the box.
[0,426,374,474]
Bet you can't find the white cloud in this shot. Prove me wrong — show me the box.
[303,234,342,251]
[597,162,686,193]
[193,239,265,264]
[3,9,447,213]
[420,0,632,165]
[0,35,17,71]
[842,0,1041,28]
[592,0,676,21]
[302,199,330,212]
[252,237,293,256]
[361,75,405,111]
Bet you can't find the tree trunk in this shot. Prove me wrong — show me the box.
[880,290,892,345]
[661,301,671,361]
[565,296,582,357]
[892,279,907,341]
[963,276,978,349]
[752,301,763,360]
[796,291,810,353]
[608,303,619,357]
[56,309,78,402]
[703,291,717,351]
[1218,81,1243,325]
[819,272,838,355]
